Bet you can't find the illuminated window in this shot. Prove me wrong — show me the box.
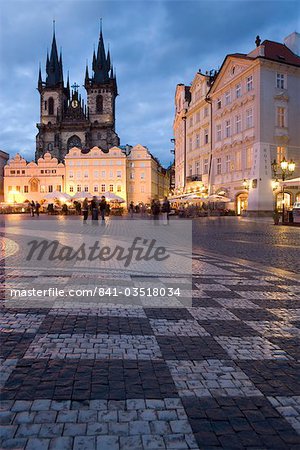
[48,185,53,193]
[117,170,121,178]
[203,159,208,174]
[94,185,98,192]
[77,185,81,192]
[117,185,121,192]
[216,158,222,175]
[236,151,242,170]
[109,184,113,192]
[69,186,74,193]
[24,186,28,193]
[246,147,253,168]
[56,185,61,192]
[276,146,286,164]
[101,184,105,192]
[277,107,285,127]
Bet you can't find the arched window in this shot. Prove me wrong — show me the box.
[48,143,53,151]
[48,97,54,115]
[96,95,103,113]
[276,192,291,211]
[67,135,82,151]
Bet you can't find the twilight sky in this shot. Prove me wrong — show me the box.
[0,0,298,166]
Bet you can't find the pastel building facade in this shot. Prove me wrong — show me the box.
[174,33,300,214]
[0,150,9,202]
[4,145,169,207]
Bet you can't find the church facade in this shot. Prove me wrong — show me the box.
[36,26,119,161]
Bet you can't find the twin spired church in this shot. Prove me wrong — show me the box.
[36,25,120,161]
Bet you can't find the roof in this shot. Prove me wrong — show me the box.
[260,39,300,67]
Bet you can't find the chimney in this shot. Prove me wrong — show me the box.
[284,32,300,56]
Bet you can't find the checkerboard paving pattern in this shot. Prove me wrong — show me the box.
[1,252,300,449]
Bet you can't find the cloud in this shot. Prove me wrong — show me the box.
[0,0,297,165]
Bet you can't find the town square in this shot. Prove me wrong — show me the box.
[0,0,300,449]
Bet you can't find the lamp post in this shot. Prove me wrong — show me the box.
[271,157,296,224]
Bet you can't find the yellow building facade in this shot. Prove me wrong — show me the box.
[4,145,169,207]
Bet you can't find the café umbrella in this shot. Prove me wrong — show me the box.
[43,191,72,202]
[72,192,94,200]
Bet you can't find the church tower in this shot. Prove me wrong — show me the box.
[36,23,119,161]
[84,24,119,151]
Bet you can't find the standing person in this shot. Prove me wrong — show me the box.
[99,196,107,221]
[129,201,134,218]
[161,196,170,225]
[151,199,160,222]
[82,198,89,223]
[140,203,146,218]
[30,200,35,217]
[35,201,40,217]
[91,196,99,222]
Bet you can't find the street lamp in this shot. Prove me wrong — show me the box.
[271,157,296,223]
[242,179,250,190]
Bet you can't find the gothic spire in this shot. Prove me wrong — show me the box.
[84,61,90,88]
[38,62,43,91]
[91,23,110,84]
[46,21,63,87]
[66,71,70,99]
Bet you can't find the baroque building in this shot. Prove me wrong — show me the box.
[36,25,119,161]
[173,32,300,214]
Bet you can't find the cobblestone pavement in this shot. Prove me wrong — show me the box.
[1,217,300,449]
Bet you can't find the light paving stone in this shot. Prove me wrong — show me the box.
[34,411,57,424]
[268,308,300,322]
[63,423,87,437]
[238,291,297,300]
[57,411,78,423]
[13,412,35,424]
[169,420,192,434]
[98,411,118,422]
[26,437,50,450]
[188,307,239,321]
[73,435,96,450]
[142,434,166,449]
[267,396,300,434]
[31,400,52,411]
[128,420,151,435]
[11,401,32,412]
[245,320,300,338]
[215,336,291,360]
[16,423,41,438]
[49,437,73,450]
[0,359,18,389]
[50,401,71,411]
[96,435,119,450]
[126,400,146,410]
[150,420,171,435]
[86,423,108,436]
[215,298,261,309]
[0,313,45,333]
[0,425,17,440]
[77,410,97,423]
[149,319,209,336]
[1,437,27,449]
[119,436,143,449]
[167,359,262,397]
[39,423,64,438]
[109,422,129,436]
[24,334,162,360]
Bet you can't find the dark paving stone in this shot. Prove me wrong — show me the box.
[156,335,229,360]
[183,396,300,450]
[198,320,259,337]
[0,332,35,358]
[293,320,300,329]
[269,337,300,360]
[144,307,194,320]
[250,299,300,309]
[1,359,178,401]
[204,291,242,299]
[237,360,300,396]
[229,308,280,321]
[224,284,289,292]
[0,307,51,315]
[192,298,221,307]
[38,315,153,335]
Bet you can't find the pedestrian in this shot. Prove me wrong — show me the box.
[140,203,146,218]
[151,199,160,222]
[99,195,107,221]
[75,201,81,215]
[82,198,89,223]
[129,201,134,218]
[35,201,40,217]
[30,200,35,217]
[161,196,170,225]
[91,196,99,222]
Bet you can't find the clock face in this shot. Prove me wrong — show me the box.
[71,100,78,108]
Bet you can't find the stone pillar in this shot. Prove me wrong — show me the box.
[247,142,274,216]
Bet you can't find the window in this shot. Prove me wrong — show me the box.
[44,100,47,111]
[130,162,134,168]
[109,170,113,178]
[48,97,54,115]
[195,134,200,148]
[236,83,241,98]
[76,161,81,166]
[216,158,222,175]
[56,185,61,192]
[24,186,28,193]
[101,184,105,192]
[69,185,74,193]
[141,172,145,179]
[217,98,221,109]
[10,170,15,175]
[189,137,192,151]
[225,120,231,138]
[40,185,46,193]
[84,171,88,178]
[225,91,231,105]
[204,129,209,144]
[96,95,103,113]
[276,146,286,164]
[117,185,121,192]
[16,170,20,174]
[130,172,134,180]
[141,186,144,193]
[189,117,193,128]
[216,124,222,141]
[204,106,208,118]
[196,111,200,123]
[236,151,242,170]
[246,108,253,128]
[94,185,98,192]
[226,155,231,172]
[48,185,53,193]
[109,184,113,192]
[246,147,252,168]
[236,114,242,134]
[189,165,192,176]
[203,159,208,174]
[84,185,89,192]
[246,75,253,92]
[76,171,81,179]
[117,170,121,178]
[195,161,200,174]
[48,143,53,151]
[276,73,285,89]
[77,185,81,192]
[277,107,285,127]
[16,186,20,192]
[101,170,105,177]
[8,186,12,192]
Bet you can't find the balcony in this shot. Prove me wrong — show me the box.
[186,174,202,182]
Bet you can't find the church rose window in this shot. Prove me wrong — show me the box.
[48,97,54,115]
[96,95,103,113]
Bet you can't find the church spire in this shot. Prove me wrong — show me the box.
[38,62,43,92]
[91,21,110,84]
[84,61,90,88]
[46,21,63,87]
